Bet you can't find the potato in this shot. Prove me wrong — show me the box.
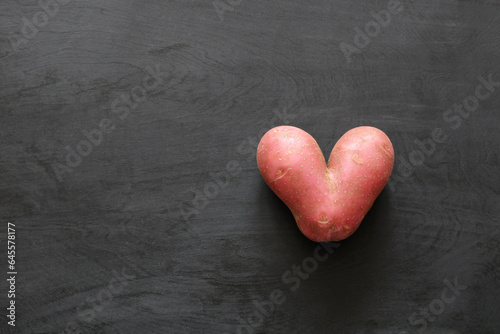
[256,126,394,242]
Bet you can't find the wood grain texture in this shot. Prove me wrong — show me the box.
[1,0,499,333]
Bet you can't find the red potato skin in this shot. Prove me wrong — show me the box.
[256,126,394,242]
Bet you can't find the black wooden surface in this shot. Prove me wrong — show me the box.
[1,0,500,333]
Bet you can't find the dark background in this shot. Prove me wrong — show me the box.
[1,0,499,333]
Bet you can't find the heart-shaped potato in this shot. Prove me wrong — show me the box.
[257,126,394,242]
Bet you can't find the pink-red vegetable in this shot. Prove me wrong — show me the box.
[257,126,394,242]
